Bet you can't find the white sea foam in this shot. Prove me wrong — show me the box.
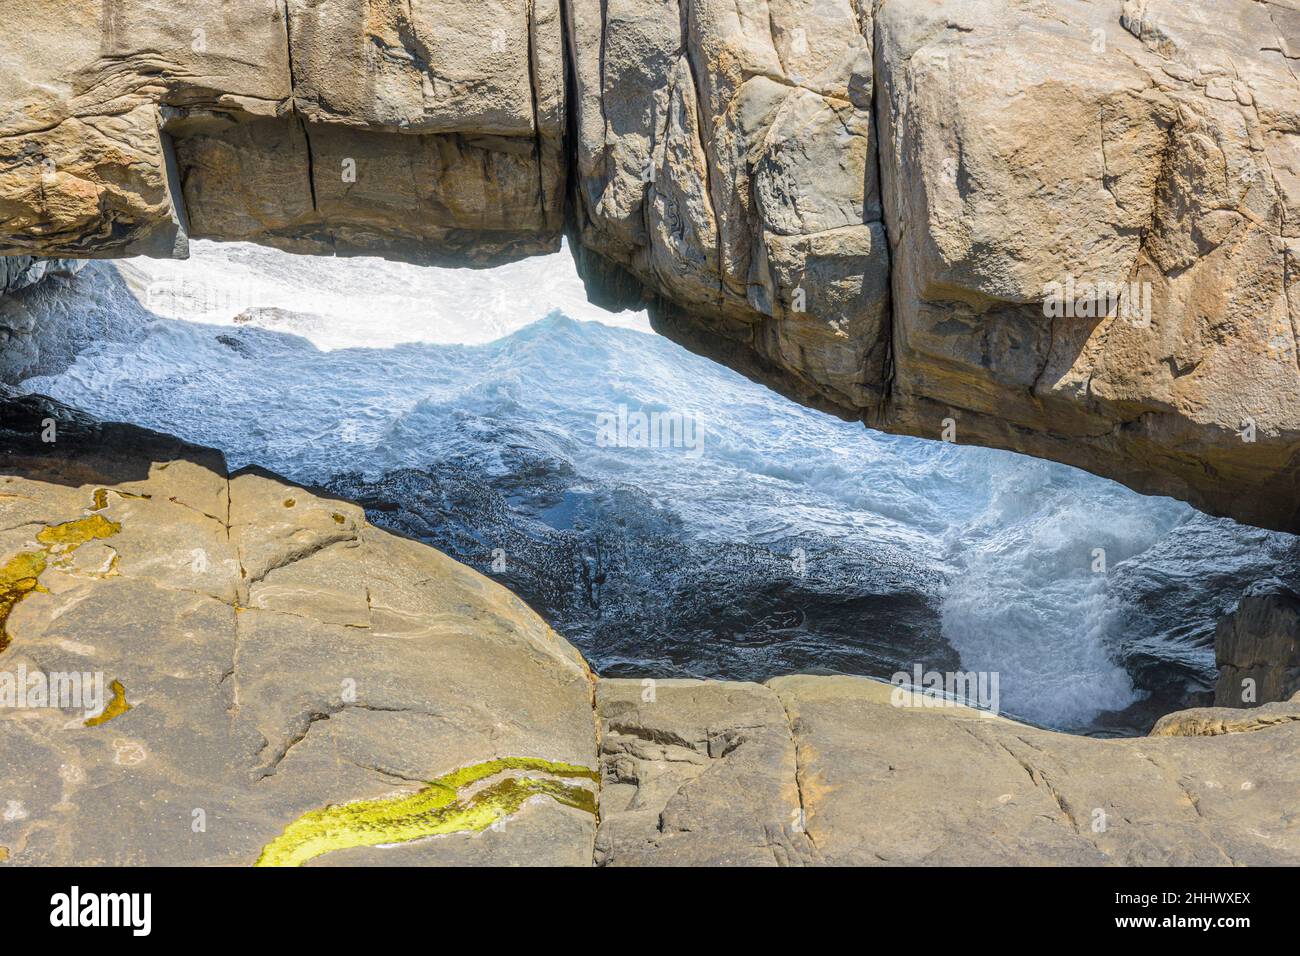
[20,240,1292,730]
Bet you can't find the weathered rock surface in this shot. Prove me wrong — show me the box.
[1,1,1299,530]
[570,0,1300,531]
[0,394,1298,866]
[0,258,82,298]
[1214,582,1300,706]
[870,0,1300,532]
[0,0,565,265]
[0,257,86,363]
[771,675,1300,865]
[565,0,891,419]
[593,674,1300,866]
[594,678,816,866]
[1151,693,1300,737]
[0,393,598,866]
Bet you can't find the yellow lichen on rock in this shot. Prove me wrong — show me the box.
[0,512,121,652]
[0,550,48,652]
[36,513,121,553]
[84,679,132,727]
[255,757,599,867]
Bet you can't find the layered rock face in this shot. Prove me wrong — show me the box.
[1,393,1297,866]
[2,0,1299,530]
[0,0,565,265]
[870,0,1300,531]
[1214,582,1300,707]
[569,0,1300,531]
[565,0,891,417]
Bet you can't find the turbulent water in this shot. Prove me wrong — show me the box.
[10,241,1298,734]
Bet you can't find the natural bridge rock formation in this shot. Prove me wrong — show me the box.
[1,0,1299,530]
[0,393,1297,866]
[567,0,1300,532]
[0,0,565,264]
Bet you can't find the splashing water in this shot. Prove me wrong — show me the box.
[13,241,1297,732]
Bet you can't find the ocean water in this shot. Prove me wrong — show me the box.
[13,241,1298,734]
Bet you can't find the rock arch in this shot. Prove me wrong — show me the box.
[2,0,1297,530]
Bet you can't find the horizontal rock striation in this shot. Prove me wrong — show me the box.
[0,0,565,265]
[1,1,1299,529]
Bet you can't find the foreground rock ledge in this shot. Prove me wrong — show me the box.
[1,1,1298,531]
[0,396,1296,866]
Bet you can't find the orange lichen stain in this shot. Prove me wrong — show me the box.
[0,514,121,654]
[0,846,9,862]
[84,679,131,728]
[91,488,109,511]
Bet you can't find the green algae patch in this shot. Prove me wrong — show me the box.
[84,679,132,727]
[0,513,122,653]
[255,757,599,867]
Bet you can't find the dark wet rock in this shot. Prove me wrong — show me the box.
[1214,582,1300,707]
[325,462,957,686]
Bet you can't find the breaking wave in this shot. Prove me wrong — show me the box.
[13,241,1297,733]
